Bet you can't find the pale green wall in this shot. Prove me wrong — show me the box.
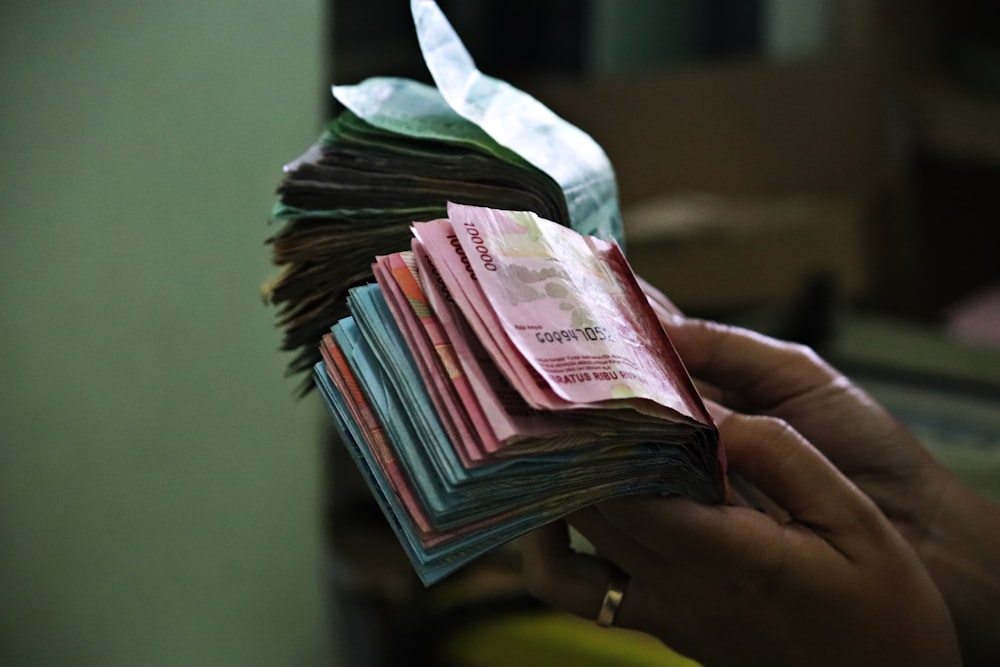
[0,1,336,665]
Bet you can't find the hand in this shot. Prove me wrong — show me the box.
[657,312,1000,665]
[520,405,961,667]
[661,314,945,544]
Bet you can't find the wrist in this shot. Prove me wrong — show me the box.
[919,471,1000,666]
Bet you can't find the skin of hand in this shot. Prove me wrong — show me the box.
[656,312,1000,666]
[520,404,962,667]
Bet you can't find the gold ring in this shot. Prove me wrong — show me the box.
[596,569,628,627]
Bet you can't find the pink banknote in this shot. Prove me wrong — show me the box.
[372,252,495,465]
[414,202,710,425]
[409,240,584,449]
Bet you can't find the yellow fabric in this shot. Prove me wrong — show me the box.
[439,609,700,667]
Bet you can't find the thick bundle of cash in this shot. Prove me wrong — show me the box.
[315,202,723,585]
[264,0,726,585]
[264,0,621,388]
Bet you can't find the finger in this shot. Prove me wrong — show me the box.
[705,399,788,517]
[692,377,723,404]
[716,411,870,530]
[599,413,879,562]
[636,275,683,318]
[661,317,839,411]
[566,506,665,579]
[518,520,627,624]
[563,506,670,628]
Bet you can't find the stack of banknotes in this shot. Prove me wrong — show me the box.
[264,0,621,389]
[314,201,724,585]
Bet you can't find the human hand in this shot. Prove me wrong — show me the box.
[660,315,946,543]
[520,404,961,667]
[658,313,1000,665]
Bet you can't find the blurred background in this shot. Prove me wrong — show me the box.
[2,1,998,666]
[0,1,333,665]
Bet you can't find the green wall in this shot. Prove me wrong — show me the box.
[0,1,336,664]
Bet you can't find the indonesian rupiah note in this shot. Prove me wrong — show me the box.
[313,202,724,586]
[414,202,711,425]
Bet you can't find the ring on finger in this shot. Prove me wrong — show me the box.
[596,568,629,627]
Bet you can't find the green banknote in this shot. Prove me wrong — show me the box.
[266,0,622,388]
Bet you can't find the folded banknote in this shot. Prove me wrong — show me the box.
[314,202,724,585]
